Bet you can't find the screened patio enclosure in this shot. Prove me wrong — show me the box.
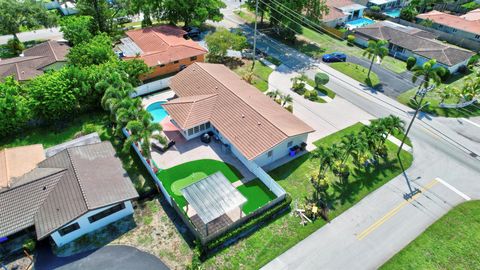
[181,172,247,236]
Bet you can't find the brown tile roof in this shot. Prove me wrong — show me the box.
[162,94,217,129]
[417,10,480,35]
[0,144,45,189]
[0,41,70,81]
[123,25,207,67]
[0,141,138,240]
[165,63,315,160]
[355,21,474,66]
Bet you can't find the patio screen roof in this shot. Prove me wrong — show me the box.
[369,0,396,5]
[181,172,247,224]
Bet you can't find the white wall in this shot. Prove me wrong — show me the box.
[50,201,134,247]
[253,134,309,167]
[132,77,171,97]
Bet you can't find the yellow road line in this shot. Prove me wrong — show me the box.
[356,179,438,240]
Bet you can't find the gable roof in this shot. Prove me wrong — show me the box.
[164,63,315,160]
[122,25,207,66]
[0,41,70,81]
[417,10,480,35]
[0,141,138,240]
[355,21,474,67]
[323,0,366,22]
[0,144,45,189]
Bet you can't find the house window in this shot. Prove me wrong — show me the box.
[190,56,197,61]
[159,64,165,67]
[475,35,480,39]
[58,222,80,236]
[173,60,179,64]
[88,203,126,223]
[267,150,273,157]
[205,122,211,129]
[200,124,205,131]
[287,141,293,148]
[188,128,193,136]
[452,29,457,33]
[194,126,200,133]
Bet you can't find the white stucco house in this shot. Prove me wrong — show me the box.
[162,62,315,168]
[354,21,475,73]
[0,141,138,247]
[322,0,367,27]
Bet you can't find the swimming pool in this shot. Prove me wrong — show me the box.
[146,101,169,123]
[384,9,401,18]
[346,18,375,29]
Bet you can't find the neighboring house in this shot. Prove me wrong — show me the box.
[322,0,367,27]
[0,40,70,81]
[354,21,475,72]
[116,25,208,81]
[162,62,315,167]
[364,0,403,10]
[0,141,138,247]
[417,9,480,42]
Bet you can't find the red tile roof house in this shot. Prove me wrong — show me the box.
[0,40,70,81]
[117,25,208,81]
[162,62,315,168]
[0,141,138,247]
[321,0,367,27]
[417,9,480,43]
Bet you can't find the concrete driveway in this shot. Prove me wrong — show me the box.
[269,65,374,145]
[35,244,169,270]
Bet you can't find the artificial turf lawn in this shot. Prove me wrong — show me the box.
[237,179,277,214]
[381,201,480,269]
[156,159,244,207]
[203,122,413,269]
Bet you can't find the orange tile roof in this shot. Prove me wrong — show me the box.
[164,63,315,160]
[124,25,207,66]
[0,145,45,189]
[417,10,480,35]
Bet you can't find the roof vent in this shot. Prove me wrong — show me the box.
[257,122,261,126]
[241,114,245,118]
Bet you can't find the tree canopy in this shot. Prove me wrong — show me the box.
[0,77,30,136]
[59,16,95,46]
[67,33,117,67]
[0,0,57,39]
[205,28,247,61]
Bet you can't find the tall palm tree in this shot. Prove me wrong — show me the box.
[267,89,281,100]
[363,39,389,78]
[411,59,445,100]
[97,72,136,118]
[312,146,334,179]
[124,110,166,165]
[381,116,404,144]
[114,97,142,137]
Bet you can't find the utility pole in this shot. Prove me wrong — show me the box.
[397,85,435,156]
[251,0,259,70]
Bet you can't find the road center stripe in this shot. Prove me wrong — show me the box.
[435,177,471,201]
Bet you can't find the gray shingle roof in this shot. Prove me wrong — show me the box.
[0,141,138,240]
[355,21,474,67]
[0,168,66,238]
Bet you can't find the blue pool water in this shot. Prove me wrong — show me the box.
[146,101,168,123]
[384,9,401,18]
[346,18,375,28]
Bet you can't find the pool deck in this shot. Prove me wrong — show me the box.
[141,90,175,108]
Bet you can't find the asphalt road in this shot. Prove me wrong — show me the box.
[220,7,480,270]
[35,243,169,270]
[0,28,63,45]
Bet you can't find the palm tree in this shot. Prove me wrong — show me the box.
[312,146,334,179]
[411,59,445,100]
[97,72,136,118]
[381,116,404,144]
[282,94,293,107]
[363,39,389,78]
[124,110,166,166]
[266,89,281,100]
[114,98,142,137]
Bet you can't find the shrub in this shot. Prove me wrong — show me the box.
[303,91,311,99]
[308,90,318,101]
[468,54,480,67]
[315,72,329,86]
[458,65,469,74]
[347,34,355,45]
[406,56,416,70]
[400,6,418,21]
[370,5,381,12]
[23,238,36,253]
[6,38,24,56]
[439,67,450,82]
[285,104,293,112]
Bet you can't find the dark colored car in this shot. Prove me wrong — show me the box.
[182,26,201,39]
[322,52,347,62]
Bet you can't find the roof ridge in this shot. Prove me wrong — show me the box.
[0,168,67,194]
[66,148,90,208]
[196,63,289,138]
[47,41,59,61]
[1,149,10,187]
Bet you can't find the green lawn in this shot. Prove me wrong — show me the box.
[233,60,274,92]
[397,71,480,118]
[382,201,480,269]
[330,62,381,87]
[237,179,277,214]
[203,123,413,269]
[156,159,244,207]
[305,77,336,100]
